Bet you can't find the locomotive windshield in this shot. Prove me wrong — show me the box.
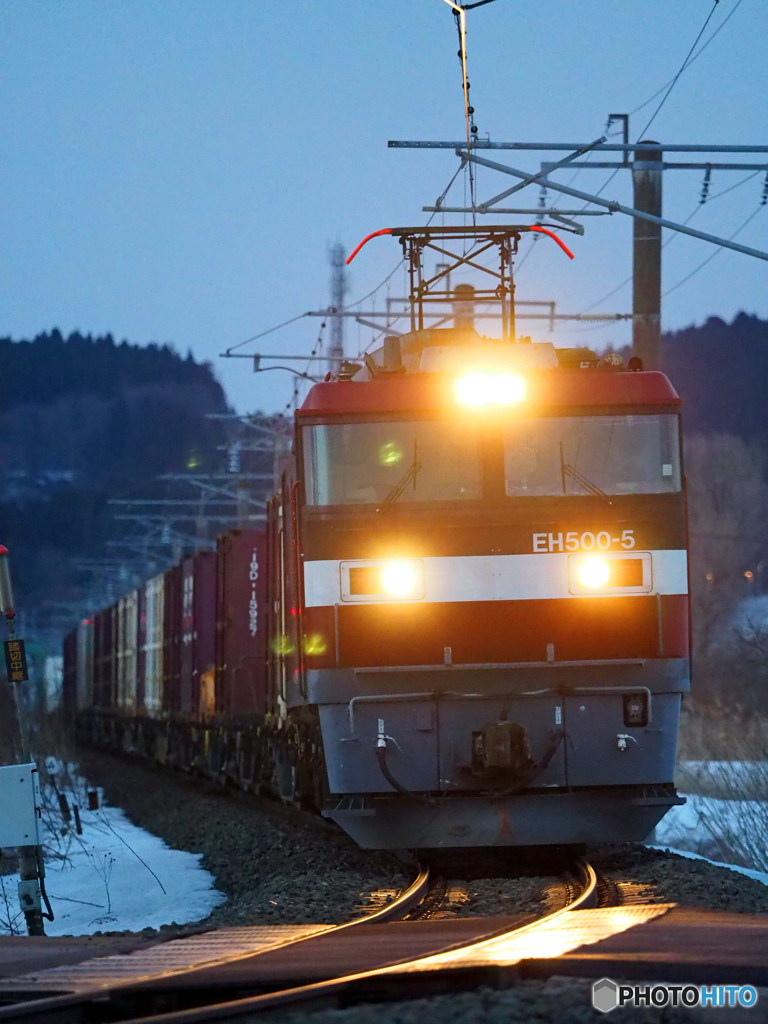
[504,414,681,497]
[303,413,680,507]
[303,420,481,506]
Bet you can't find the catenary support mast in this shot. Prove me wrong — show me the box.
[633,142,663,369]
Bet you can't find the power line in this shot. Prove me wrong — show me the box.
[663,204,764,298]
[344,260,403,309]
[636,0,722,141]
[628,0,746,117]
[575,165,762,314]
[223,312,311,355]
[708,170,762,204]
[572,1,731,219]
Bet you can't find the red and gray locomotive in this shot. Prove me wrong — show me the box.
[67,225,688,850]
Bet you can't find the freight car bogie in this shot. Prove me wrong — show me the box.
[74,707,331,813]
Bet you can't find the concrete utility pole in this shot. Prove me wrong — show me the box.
[633,142,663,370]
[389,131,768,371]
[328,244,348,377]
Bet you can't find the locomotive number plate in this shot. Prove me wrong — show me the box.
[533,529,636,553]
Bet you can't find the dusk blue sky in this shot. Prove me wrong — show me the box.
[2,1,766,413]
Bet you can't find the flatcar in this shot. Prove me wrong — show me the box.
[66,225,688,850]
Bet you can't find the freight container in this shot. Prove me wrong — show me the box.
[116,590,138,711]
[136,584,147,710]
[163,564,183,713]
[180,550,216,718]
[215,530,268,718]
[143,573,165,714]
[180,556,194,714]
[63,629,77,717]
[93,606,116,708]
[76,617,94,711]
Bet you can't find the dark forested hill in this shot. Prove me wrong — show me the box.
[0,331,229,491]
[661,313,768,443]
[0,330,230,616]
[0,329,223,410]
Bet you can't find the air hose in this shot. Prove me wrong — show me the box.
[490,728,566,799]
[376,740,435,806]
[375,727,565,805]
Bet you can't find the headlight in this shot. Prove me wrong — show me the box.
[578,557,610,588]
[381,561,417,596]
[456,372,526,407]
[342,559,425,602]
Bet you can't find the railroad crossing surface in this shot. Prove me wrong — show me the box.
[1,906,767,1002]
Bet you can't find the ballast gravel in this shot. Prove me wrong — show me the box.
[78,750,768,934]
[76,750,406,929]
[282,979,768,1024]
[453,875,562,918]
[590,843,768,915]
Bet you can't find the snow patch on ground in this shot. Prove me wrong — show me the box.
[0,780,226,936]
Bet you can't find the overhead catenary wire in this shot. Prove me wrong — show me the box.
[635,0,722,142]
[628,0,745,118]
[559,200,764,335]
[223,312,312,355]
[569,0,730,219]
[573,166,764,317]
[519,0,745,279]
[663,204,764,298]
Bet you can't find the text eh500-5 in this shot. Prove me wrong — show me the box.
[533,530,636,553]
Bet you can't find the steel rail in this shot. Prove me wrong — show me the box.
[0,867,431,1023]
[348,863,431,926]
[113,860,599,1023]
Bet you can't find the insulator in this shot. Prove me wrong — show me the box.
[699,166,712,205]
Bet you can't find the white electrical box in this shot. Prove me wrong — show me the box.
[0,763,41,847]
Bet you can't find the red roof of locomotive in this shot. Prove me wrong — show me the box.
[298,370,681,416]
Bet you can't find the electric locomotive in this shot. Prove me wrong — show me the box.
[65,224,688,852]
[271,225,688,849]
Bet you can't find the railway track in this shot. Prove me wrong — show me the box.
[0,859,613,1023]
[0,864,431,1022]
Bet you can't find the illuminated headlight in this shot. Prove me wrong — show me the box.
[342,559,426,602]
[456,372,526,407]
[381,561,417,596]
[568,552,651,595]
[578,557,610,588]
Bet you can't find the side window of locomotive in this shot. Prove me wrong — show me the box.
[503,415,681,497]
[303,421,482,505]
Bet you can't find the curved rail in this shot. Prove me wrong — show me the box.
[345,863,430,926]
[563,858,599,913]
[0,866,431,1024]
[114,860,601,1023]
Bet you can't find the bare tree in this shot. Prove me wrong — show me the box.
[685,433,767,662]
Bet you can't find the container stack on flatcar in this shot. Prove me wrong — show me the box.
[66,531,269,773]
[65,225,690,853]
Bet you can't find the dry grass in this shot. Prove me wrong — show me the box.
[675,698,768,872]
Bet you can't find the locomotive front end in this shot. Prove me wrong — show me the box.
[293,336,687,850]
